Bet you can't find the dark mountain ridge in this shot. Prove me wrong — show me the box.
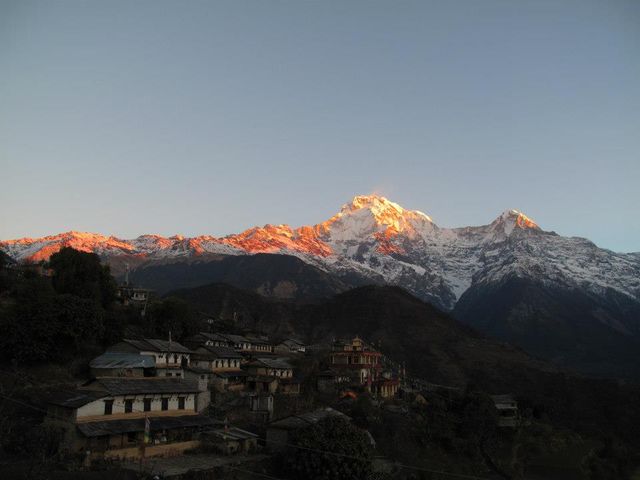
[168,281,640,448]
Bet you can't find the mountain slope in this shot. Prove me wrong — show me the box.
[3,194,640,379]
[130,253,358,299]
[454,275,640,379]
[169,283,554,387]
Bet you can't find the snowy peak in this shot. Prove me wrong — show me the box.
[317,195,435,242]
[342,195,433,225]
[491,209,540,236]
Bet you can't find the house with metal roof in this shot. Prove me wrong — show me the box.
[45,377,214,461]
[190,345,247,392]
[107,338,193,378]
[245,357,293,378]
[89,352,156,378]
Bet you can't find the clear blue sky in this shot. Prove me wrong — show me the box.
[1,1,639,252]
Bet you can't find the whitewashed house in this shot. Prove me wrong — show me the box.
[107,338,193,378]
[45,377,216,461]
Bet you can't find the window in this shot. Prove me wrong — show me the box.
[178,397,185,410]
[161,398,169,411]
[104,400,114,415]
[175,372,182,377]
[143,398,151,412]
[124,399,133,413]
[127,432,137,443]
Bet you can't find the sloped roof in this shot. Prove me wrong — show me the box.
[215,371,249,379]
[253,357,293,369]
[90,352,155,369]
[220,333,252,344]
[192,332,232,343]
[196,345,242,359]
[89,377,200,395]
[117,338,192,354]
[48,390,108,409]
[268,407,349,430]
[139,338,193,354]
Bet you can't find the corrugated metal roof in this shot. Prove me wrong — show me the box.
[90,352,156,369]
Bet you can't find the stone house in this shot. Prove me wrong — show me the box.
[185,332,233,349]
[191,345,247,392]
[266,407,350,452]
[45,377,216,461]
[245,357,294,379]
[202,427,259,455]
[107,338,193,378]
[89,352,156,378]
[274,339,306,354]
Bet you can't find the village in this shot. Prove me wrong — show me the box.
[38,286,520,478]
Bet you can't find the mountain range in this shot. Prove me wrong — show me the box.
[2,195,640,379]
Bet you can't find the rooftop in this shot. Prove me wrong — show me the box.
[47,390,107,409]
[252,357,293,369]
[195,345,242,359]
[89,352,156,369]
[86,377,201,396]
[268,407,349,430]
[121,338,193,354]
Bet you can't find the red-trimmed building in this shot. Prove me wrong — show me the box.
[329,336,382,387]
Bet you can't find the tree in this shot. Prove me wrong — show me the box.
[284,416,374,480]
[0,293,104,364]
[147,297,199,340]
[48,247,116,308]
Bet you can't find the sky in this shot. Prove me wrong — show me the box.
[1,1,639,252]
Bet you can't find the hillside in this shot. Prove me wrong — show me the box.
[169,281,640,446]
[131,253,358,299]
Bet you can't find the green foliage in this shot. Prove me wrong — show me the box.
[0,293,104,363]
[146,296,199,340]
[0,248,127,365]
[49,247,116,308]
[284,416,374,480]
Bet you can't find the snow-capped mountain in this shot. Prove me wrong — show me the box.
[4,194,640,378]
[2,194,639,312]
